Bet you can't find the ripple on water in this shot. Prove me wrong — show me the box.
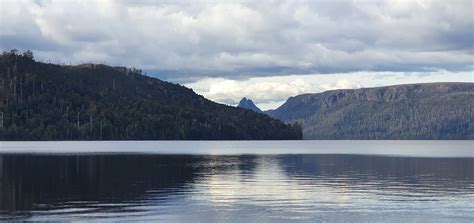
[0,152,473,222]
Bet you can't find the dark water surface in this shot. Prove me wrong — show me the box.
[0,141,473,222]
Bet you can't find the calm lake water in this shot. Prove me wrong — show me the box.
[0,141,473,222]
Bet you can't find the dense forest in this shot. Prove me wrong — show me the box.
[266,83,473,139]
[0,50,302,140]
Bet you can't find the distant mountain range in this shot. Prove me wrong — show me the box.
[0,50,302,140]
[237,97,262,113]
[265,83,473,139]
[3,50,471,141]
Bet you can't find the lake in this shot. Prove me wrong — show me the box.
[0,141,473,222]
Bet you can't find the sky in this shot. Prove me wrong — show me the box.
[1,0,473,110]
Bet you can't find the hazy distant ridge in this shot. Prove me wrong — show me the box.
[266,83,473,139]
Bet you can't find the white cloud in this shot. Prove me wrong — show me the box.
[186,70,473,110]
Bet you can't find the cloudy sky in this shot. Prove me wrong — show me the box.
[1,0,473,109]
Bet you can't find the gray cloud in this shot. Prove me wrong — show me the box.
[0,0,472,81]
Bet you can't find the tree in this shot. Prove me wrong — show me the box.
[23,50,34,59]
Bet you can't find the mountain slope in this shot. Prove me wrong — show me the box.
[237,97,262,113]
[0,50,302,140]
[266,83,473,139]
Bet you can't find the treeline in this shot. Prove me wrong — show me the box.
[0,50,302,140]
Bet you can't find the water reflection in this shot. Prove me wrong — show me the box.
[278,155,474,194]
[0,154,473,221]
[0,155,203,211]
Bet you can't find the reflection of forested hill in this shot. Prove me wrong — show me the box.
[0,155,202,211]
[0,154,261,215]
[277,154,474,193]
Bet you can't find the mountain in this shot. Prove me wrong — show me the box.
[266,83,473,140]
[0,50,302,140]
[237,97,262,113]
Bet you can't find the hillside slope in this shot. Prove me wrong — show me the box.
[0,50,302,140]
[266,83,473,139]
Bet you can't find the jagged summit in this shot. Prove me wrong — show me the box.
[237,97,262,113]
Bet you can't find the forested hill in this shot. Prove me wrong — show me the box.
[0,50,302,140]
[266,83,473,140]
